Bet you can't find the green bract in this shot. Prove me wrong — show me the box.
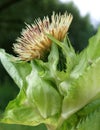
[0,28,100,130]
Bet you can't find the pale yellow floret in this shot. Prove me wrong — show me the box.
[13,11,73,61]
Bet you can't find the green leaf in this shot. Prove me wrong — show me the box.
[78,99,100,116]
[57,99,100,130]
[0,49,31,89]
[0,89,46,126]
[47,34,77,73]
[70,27,100,79]
[0,123,46,130]
[26,60,61,118]
[0,83,59,128]
[76,107,100,130]
[48,43,59,76]
[0,47,61,127]
[61,58,100,120]
[70,49,88,79]
[87,27,100,60]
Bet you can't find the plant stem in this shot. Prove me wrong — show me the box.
[46,124,56,130]
[46,117,65,130]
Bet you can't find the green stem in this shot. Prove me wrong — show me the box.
[56,117,65,130]
[46,124,56,130]
[46,117,65,130]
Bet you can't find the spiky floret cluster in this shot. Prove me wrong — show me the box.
[13,12,73,61]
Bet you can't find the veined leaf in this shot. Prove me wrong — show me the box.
[87,27,100,60]
[0,89,44,126]
[61,58,100,119]
[70,27,100,79]
[0,49,31,89]
[0,45,61,127]
[47,34,77,73]
[76,107,100,130]
[0,88,58,127]
[26,60,61,118]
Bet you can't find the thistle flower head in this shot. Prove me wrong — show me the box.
[13,12,73,61]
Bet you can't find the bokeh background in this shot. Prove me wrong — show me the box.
[0,0,99,130]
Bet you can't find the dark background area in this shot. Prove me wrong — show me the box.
[0,0,98,129]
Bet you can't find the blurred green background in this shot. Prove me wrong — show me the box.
[0,0,98,129]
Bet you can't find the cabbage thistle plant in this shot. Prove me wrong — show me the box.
[0,12,100,130]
